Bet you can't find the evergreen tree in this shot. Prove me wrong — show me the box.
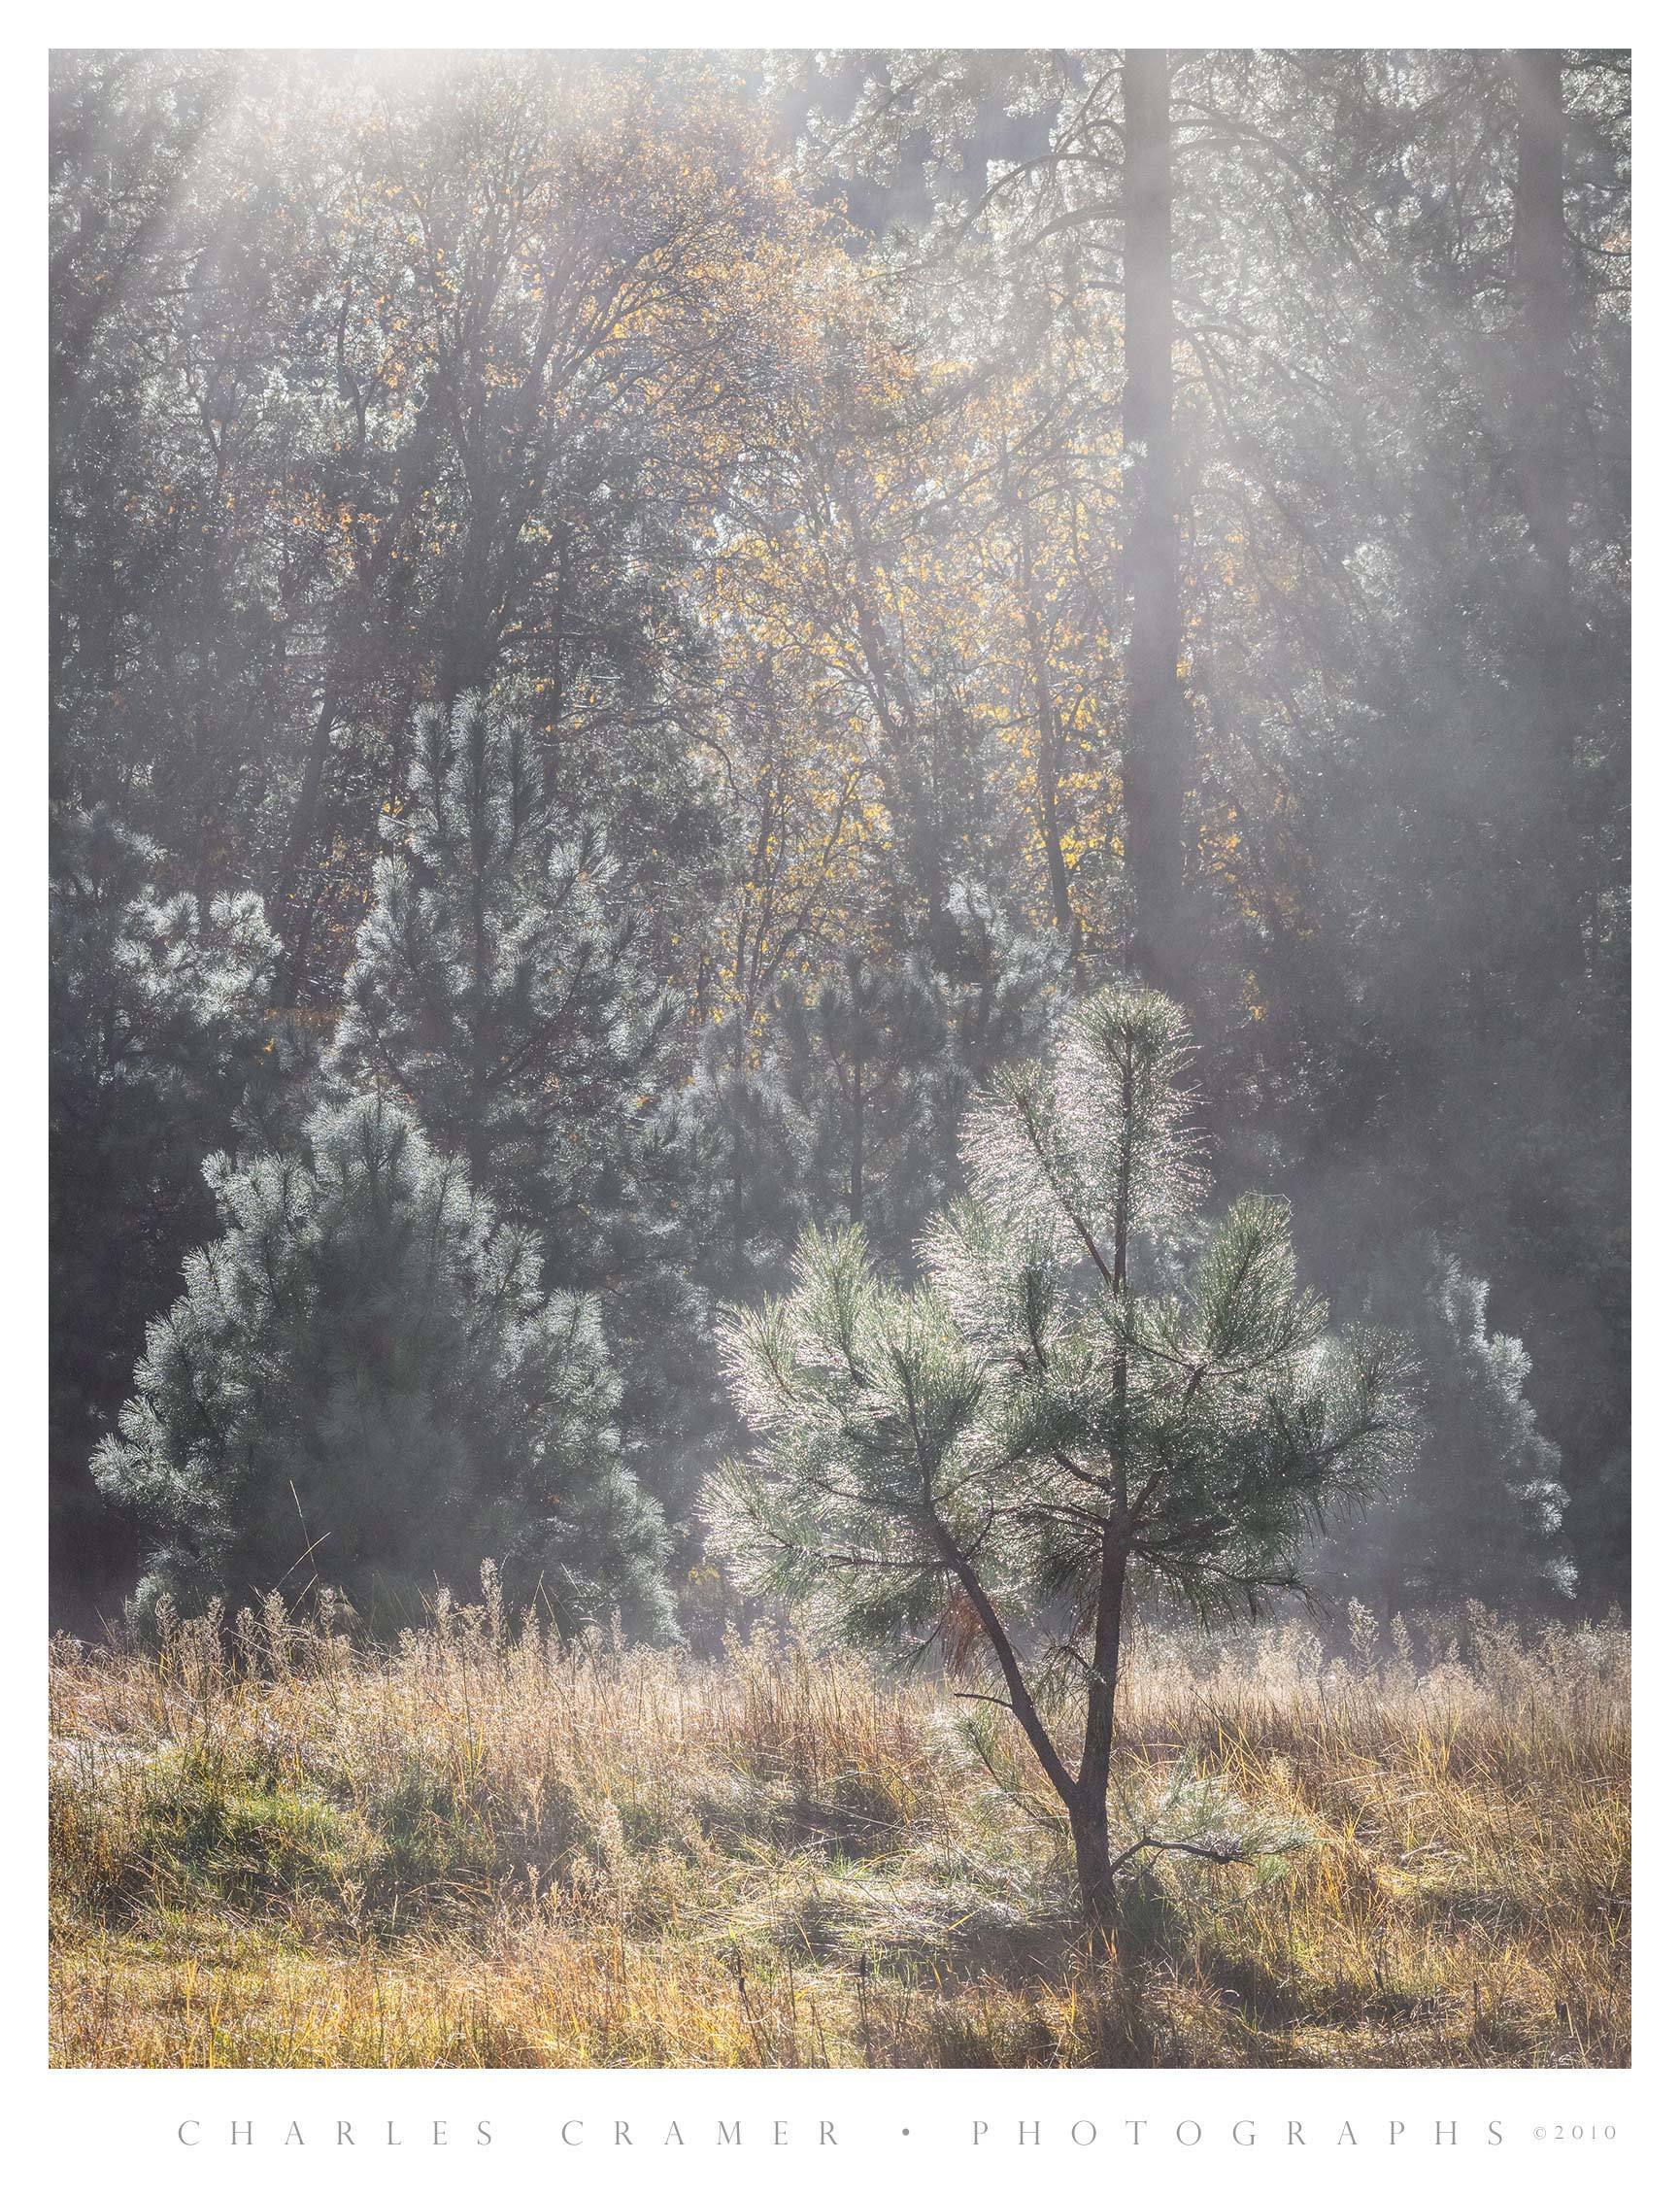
[706,986,1413,1924]
[1315,1236,1574,1611]
[327,692,674,1267]
[50,802,280,1617]
[778,949,954,1256]
[93,1094,676,1639]
[600,1005,816,1571]
[662,1005,811,1299]
[938,879,1065,1090]
[327,692,713,1514]
[776,895,1064,1275]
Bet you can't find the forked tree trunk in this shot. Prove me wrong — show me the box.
[942,1045,1140,1937]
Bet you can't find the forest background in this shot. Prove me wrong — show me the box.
[49,48,1629,1638]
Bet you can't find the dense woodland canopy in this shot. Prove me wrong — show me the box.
[50,48,1630,1633]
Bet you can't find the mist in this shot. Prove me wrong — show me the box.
[50,48,1629,1635]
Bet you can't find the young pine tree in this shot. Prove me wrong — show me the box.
[93,1094,677,1639]
[705,986,1414,1926]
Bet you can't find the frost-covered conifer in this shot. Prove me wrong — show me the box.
[1315,1235,1573,1608]
[94,1094,676,1639]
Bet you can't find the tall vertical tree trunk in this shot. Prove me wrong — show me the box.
[1513,51,1570,590]
[1510,49,1583,991]
[1122,50,1188,988]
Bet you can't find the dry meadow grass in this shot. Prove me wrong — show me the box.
[49,1582,1630,2068]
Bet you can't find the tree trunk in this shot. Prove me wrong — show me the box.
[1122,49,1188,989]
[1071,1795,1119,1932]
[1072,1054,1133,1932]
[1512,51,1570,590]
[1509,48,1583,991]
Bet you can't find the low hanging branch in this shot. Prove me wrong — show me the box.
[1109,1834,1256,1877]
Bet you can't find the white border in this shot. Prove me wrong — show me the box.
[6,11,1667,2187]
[10,6,1657,49]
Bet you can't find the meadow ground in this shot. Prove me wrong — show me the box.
[49,1586,1630,2068]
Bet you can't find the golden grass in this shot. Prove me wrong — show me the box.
[49,1588,1630,2069]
